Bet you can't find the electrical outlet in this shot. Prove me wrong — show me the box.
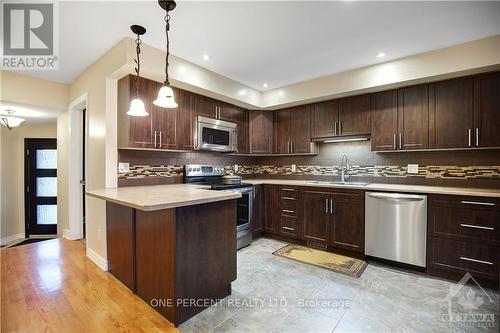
[118,162,130,173]
[234,164,239,172]
[407,164,419,174]
[291,164,297,172]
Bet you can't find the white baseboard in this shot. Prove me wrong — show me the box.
[62,229,73,240]
[86,247,108,271]
[1,233,24,246]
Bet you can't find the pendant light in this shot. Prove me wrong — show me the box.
[0,110,25,130]
[153,0,178,108]
[127,25,149,117]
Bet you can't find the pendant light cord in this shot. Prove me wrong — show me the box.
[134,35,142,98]
[164,12,171,86]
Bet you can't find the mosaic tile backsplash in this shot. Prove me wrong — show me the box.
[119,165,500,180]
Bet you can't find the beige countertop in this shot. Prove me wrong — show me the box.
[244,179,500,198]
[86,184,241,211]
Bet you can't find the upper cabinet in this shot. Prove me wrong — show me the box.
[398,85,429,150]
[311,95,370,139]
[196,96,235,121]
[429,77,473,149]
[234,107,249,154]
[249,110,274,154]
[274,106,316,154]
[370,90,398,151]
[473,71,500,148]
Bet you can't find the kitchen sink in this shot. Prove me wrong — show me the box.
[306,180,371,187]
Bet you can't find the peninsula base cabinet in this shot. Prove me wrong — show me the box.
[427,194,500,288]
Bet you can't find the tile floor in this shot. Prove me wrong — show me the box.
[179,238,499,333]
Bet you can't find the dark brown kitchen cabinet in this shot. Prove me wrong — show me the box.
[371,86,428,151]
[302,190,330,246]
[473,71,500,148]
[274,106,315,154]
[370,90,398,151]
[279,186,301,239]
[154,82,180,149]
[249,110,274,154]
[176,89,195,150]
[328,192,364,253]
[427,195,500,286]
[252,184,263,237]
[264,185,280,234]
[234,107,249,153]
[196,96,235,121]
[429,77,473,149]
[338,95,371,136]
[311,100,338,138]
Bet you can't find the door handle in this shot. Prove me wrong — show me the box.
[460,224,494,231]
[80,180,86,185]
[334,121,337,136]
[339,121,342,135]
[154,130,157,148]
[459,256,493,266]
[282,226,295,231]
[468,128,472,147]
[393,133,396,150]
[325,198,328,214]
[398,133,402,150]
[330,198,333,214]
[475,128,479,147]
[159,131,163,148]
[461,200,495,206]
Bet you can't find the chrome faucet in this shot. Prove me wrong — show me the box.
[340,153,350,182]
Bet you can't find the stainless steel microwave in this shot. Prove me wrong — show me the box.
[195,116,238,152]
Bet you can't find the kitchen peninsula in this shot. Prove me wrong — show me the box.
[86,184,241,326]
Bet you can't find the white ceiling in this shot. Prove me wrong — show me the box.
[16,1,500,91]
[0,101,61,124]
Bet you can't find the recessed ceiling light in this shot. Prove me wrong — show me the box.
[202,54,210,61]
[377,52,386,58]
[263,83,268,88]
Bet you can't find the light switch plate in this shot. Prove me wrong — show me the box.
[118,162,130,173]
[291,164,297,172]
[407,164,419,174]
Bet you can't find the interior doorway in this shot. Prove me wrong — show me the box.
[24,138,58,237]
[81,108,86,238]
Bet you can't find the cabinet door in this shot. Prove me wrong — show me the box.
[155,83,179,149]
[128,78,156,148]
[274,110,291,154]
[302,191,330,243]
[176,89,195,150]
[311,100,338,138]
[234,107,249,153]
[329,193,364,253]
[338,95,371,136]
[290,106,312,153]
[429,77,473,149]
[370,90,398,151]
[218,102,235,122]
[398,85,429,150]
[473,72,500,148]
[194,95,217,119]
[252,185,263,236]
[249,110,273,154]
[264,185,280,234]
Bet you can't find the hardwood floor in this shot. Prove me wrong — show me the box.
[1,238,178,333]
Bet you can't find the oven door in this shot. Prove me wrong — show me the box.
[196,116,237,152]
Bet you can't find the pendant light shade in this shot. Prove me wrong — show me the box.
[128,25,148,117]
[153,85,178,108]
[127,98,148,116]
[0,110,25,130]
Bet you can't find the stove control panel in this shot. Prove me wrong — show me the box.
[185,164,225,177]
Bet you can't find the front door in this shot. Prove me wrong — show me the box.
[25,139,57,236]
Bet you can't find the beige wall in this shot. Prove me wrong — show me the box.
[0,123,57,242]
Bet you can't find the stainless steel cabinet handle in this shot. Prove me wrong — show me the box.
[475,128,479,147]
[339,121,342,135]
[460,223,494,231]
[468,128,472,147]
[330,198,333,214]
[393,133,396,150]
[282,226,295,231]
[399,133,402,150]
[291,141,294,153]
[282,197,295,200]
[367,192,426,200]
[287,141,290,153]
[325,198,329,213]
[159,131,163,148]
[334,121,337,136]
[154,130,157,148]
[282,209,295,214]
[461,200,495,206]
[282,188,295,192]
[459,256,493,265]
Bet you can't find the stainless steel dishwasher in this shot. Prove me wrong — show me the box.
[365,192,427,268]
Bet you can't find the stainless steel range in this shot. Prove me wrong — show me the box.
[184,164,253,250]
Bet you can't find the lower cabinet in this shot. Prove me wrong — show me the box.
[252,184,263,236]
[264,185,280,234]
[427,195,500,286]
[279,186,301,238]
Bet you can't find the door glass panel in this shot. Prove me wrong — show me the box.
[37,205,57,225]
[36,177,57,197]
[36,149,57,169]
[237,193,249,226]
[202,127,229,145]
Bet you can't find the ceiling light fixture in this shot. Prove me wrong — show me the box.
[376,52,386,58]
[127,25,148,117]
[202,54,210,61]
[154,0,178,109]
[0,110,25,130]
[263,83,268,88]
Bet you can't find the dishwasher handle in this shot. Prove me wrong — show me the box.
[367,192,426,202]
